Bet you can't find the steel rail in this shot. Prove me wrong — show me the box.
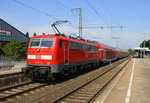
[53,57,131,103]
[87,57,131,103]
[0,80,32,91]
[0,81,47,101]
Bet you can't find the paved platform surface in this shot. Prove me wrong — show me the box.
[0,69,21,76]
[94,58,150,103]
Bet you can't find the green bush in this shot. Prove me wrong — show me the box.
[128,49,135,55]
[0,47,3,55]
[0,43,4,55]
[2,40,28,59]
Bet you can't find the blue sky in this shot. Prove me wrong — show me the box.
[1,0,150,49]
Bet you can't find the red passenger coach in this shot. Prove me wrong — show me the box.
[22,35,99,80]
[96,43,117,62]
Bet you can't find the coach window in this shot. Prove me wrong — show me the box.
[69,41,73,49]
[75,42,79,50]
[83,44,87,50]
[60,40,63,48]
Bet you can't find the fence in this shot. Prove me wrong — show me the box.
[0,58,26,71]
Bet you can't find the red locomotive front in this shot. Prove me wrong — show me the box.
[27,36,54,66]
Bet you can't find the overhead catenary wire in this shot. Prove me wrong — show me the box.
[38,0,78,30]
[100,0,126,48]
[85,0,110,26]
[54,0,70,10]
[85,0,119,34]
[12,0,120,41]
[53,0,114,38]
[67,0,90,23]
[84,0,123,48]
[13,0,78,35]
[99,0,125,33]
[52,0,79,19]
[100,0,121,26]
[12,0,59,20]
[53,0,89,23]
[50,0,89,36]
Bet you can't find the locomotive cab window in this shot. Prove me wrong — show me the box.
[30,38,54,48]
[30,38,41,47]
[41,38,53,48]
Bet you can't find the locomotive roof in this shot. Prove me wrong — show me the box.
[31,35,98,46]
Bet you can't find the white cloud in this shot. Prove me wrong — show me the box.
[29,25,53,36]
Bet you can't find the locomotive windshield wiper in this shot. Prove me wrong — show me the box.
[51,20,71,36]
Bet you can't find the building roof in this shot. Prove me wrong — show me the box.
[134,47,150,51]
[0,18,29,43]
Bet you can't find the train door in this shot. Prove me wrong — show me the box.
[63,40,69,65]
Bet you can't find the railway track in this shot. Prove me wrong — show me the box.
[0,81,47,102]
[53,57,131,103]
[0,57,131,103]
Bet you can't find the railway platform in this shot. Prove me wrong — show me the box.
[94,58,150,103]
[0,63,25,76]
[0,68,21,76]
[0,63,26,88]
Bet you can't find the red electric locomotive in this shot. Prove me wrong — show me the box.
[22,34,99,80]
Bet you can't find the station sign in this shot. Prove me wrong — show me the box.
[0,29,11,36]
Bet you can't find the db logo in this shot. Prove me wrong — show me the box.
[36,55,41,59]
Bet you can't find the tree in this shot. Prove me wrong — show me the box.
[128,49,135,55]
[2,40,28,59]
[26,32,29,37]
[140,39,150,49]
[33,32,37,36]
[22,40,29,57]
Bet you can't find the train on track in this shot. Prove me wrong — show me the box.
[22,21,129,81]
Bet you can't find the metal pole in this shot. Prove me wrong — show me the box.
[71,8,82,38]
[117,37,118,48]
[79,8,82,38]
[144,33,145,57]
[112,36,120,48]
